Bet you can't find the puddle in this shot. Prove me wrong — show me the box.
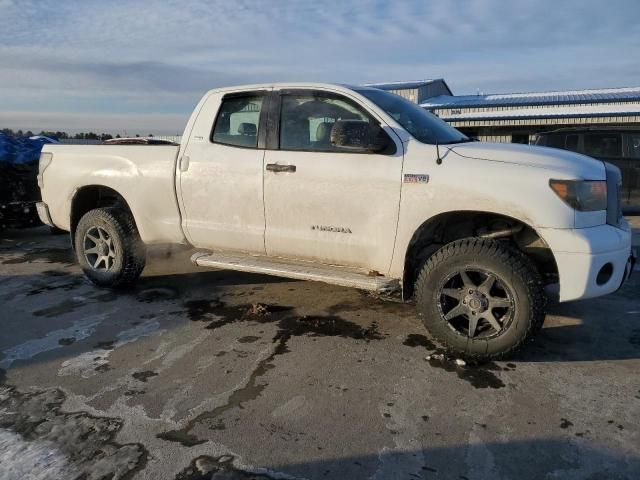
[403,334,437,349]
[136,287,179,303]
[58,319,161,378]
[560,418,574,429]
[0,386,146,479]
[1,248,75,265]
[26,276,84,296]
[426,355,506,389]
[238,336,260,344]
[32,299,85,318]
[326,292,412,318]
[0,316,103,369]
[132,370,158,382]
[158,302,384,446]
[402,334,507,389]
[176,455,276,479]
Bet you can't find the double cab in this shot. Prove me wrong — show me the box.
[37,83,636,359]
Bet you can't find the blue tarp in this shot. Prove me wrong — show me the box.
[0,133,58,165]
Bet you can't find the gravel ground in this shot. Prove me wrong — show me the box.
[0,223,638,480]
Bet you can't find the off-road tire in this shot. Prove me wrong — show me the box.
[415,237,545,361]
[75,207,146,287]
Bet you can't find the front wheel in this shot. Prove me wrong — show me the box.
[415,238,545,360]
[74,207,146,287]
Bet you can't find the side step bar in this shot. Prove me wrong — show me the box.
[191,252,400,293]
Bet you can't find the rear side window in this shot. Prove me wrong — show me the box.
[212,95,263,148]
[584,133,622,158]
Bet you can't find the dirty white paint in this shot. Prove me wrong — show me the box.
[0,315,105,369]
[0,429,77,480]
[57,319,161,378]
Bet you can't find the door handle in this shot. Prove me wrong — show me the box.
[179,155,190,172]
[266,163,296,173]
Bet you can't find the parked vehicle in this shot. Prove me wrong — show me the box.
[0,134,57,231]
[535,127,640,213]
[37,83,635,360]
[103,137,178,146]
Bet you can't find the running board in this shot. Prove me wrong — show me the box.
[191,252,399,293]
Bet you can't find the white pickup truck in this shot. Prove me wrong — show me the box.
[37,83,636,359]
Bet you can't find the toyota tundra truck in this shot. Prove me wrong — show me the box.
[36,83,636,360]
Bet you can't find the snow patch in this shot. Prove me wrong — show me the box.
[0,428,77,480]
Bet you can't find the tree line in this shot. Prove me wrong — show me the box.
[1,128,155,141]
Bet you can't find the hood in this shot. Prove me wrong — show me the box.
[448,142,605,179]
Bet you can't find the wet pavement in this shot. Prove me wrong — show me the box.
[0,223,639,480]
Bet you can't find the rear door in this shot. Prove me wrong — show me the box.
[178,90,269,252]
[262,88,404,273]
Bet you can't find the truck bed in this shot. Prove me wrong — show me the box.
[40,144,186,244]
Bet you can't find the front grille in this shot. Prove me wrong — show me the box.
[605,162,622,226]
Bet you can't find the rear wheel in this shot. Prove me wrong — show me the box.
[74,207,145,287]
[415,238,545,360]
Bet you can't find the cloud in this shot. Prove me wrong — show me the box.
[0,0,639,132]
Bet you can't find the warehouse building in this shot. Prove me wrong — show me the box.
[371,81,640,144]
[364,79,453,104]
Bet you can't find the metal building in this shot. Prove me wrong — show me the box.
[419,86,640,143]
[364,79,453,105]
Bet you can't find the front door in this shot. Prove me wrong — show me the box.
[263,89,404,273]
[179,91,268,253]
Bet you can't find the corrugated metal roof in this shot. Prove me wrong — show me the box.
[364,79,441,90]
[436,103,640,122]
[421,86,640,109]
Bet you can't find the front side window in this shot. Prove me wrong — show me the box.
[353,87,469,145]
[584,133,622,158]
[279,93,371,152]
[212,95,263,148]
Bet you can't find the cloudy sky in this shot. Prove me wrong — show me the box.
[1,0,639,134]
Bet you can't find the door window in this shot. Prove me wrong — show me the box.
[584,133,622,158]
[212,95,263,148]
[279,93,371,152]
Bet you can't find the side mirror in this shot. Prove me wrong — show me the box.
[330,120,391,153]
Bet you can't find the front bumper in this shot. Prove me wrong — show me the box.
[539,220,634,302]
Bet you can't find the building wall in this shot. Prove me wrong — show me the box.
[387,88,419,103]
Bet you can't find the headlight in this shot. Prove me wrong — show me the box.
[549,179,607,211]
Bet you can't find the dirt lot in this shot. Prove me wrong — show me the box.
[1,221,639,480]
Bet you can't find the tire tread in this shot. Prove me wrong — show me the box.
[415,237,546,360]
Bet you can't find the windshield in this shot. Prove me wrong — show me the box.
[353,87,469,145]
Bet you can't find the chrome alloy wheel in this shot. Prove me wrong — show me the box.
[83,226,116,271]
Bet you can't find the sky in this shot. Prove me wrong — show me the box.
[0,0,639,135]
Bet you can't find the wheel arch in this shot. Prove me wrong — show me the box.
[402,210,559,300]
[70,185,138,249]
